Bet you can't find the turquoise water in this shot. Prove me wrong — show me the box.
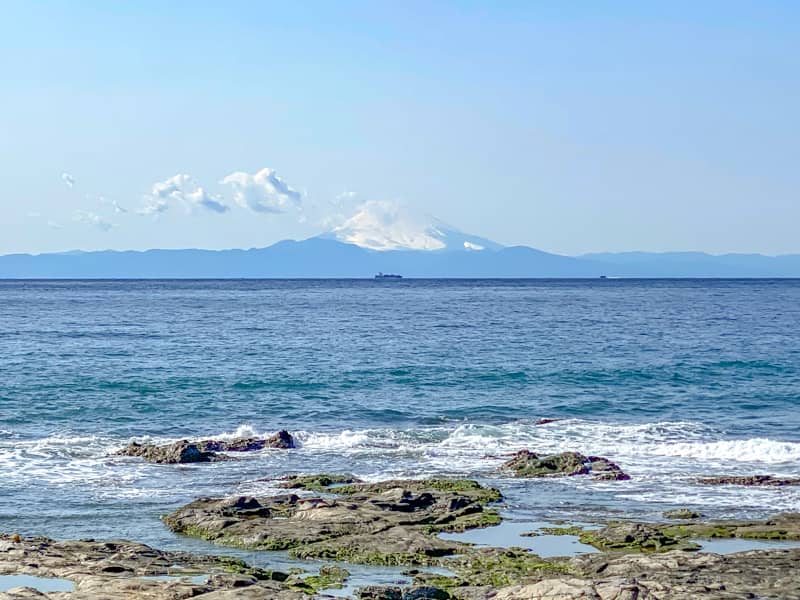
[1,279,800,564]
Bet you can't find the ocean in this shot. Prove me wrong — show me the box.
[2,279,800,571]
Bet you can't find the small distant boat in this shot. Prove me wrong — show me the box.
[599,275,607,279]
[375,272,402,279]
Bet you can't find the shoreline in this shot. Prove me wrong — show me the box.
[3,434,800,599]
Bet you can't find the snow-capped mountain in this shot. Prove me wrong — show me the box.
[323,200,503,252]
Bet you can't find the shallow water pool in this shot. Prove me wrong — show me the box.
[439,520,599,558]
[0,574,75,592]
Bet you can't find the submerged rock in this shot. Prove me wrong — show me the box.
[164,478,502,566]
[500,450,630,481]
[697,474,800,487]
[116,430,295,464]
[663,508,702,520]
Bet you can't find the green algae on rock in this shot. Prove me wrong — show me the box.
[663,508,702,520]
[539,513,800,555]
[661,512,800,541]
[164,478,503,566]
[577,522,701,552]
[289,564,350,595]
[280,473,362,492]
[425,548,572,589]
[500,450,630,481]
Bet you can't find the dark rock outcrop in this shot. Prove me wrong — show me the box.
[663,508,702,520]
[199,430,295,452]
[164,478,502,565]
[116,440,218,464]
[697,474,800,487]
[357,586,449,600]
[501,450,630,481]
[116,431,295,464]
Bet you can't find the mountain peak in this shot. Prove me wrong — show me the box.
[325,200,503,252]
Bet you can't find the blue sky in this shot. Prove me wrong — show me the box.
[1,1,798,255]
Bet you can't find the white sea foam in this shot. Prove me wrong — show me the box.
[211,423,262,441]
[4,419,800,514]
[295,429,373,450]
[638,438,800,464]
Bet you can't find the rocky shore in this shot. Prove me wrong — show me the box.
[163,477,502,565]
[116,431,296,464]
[3,434,800,599]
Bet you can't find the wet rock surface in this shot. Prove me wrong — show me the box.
[0,534,322,599]
[578,522,701,552]
[280,473,362,492]
[565,548,800,600]
[660,511,800,541]
[6,512,800,599]
[500,450,630,481]
[544,513,800,553]
[663,508,702,519]
[164,478,502,565]
[8,467,800,599]
[697,474,800,487]
[357,586,450,600]
[199,430,296,452]
[116,440,221,464]
[116,431,295,464]
[399,545,800,599]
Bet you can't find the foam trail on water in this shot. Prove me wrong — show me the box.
[639,439,800,463]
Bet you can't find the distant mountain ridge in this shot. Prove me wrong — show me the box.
[583,251,800,277]
[2,237,800,278]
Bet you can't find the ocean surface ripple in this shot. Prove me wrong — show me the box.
[1,279,799,557]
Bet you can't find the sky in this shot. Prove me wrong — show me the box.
[1,1,798,256]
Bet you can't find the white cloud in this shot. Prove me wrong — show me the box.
[463,241,484,251]
[47,220,62,229]
[335,190,358,203]
[220,167,301,214]
[332,200,446,251]
[99,196,128,214]
[61,172,75,188]
[140,174,228,215]
[73,210,114,231]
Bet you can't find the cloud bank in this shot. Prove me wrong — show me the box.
[220,167,301,214]
[141,174,228,215]
[73,210,113,231]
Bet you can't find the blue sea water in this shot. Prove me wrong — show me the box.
[1,279,800,565]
